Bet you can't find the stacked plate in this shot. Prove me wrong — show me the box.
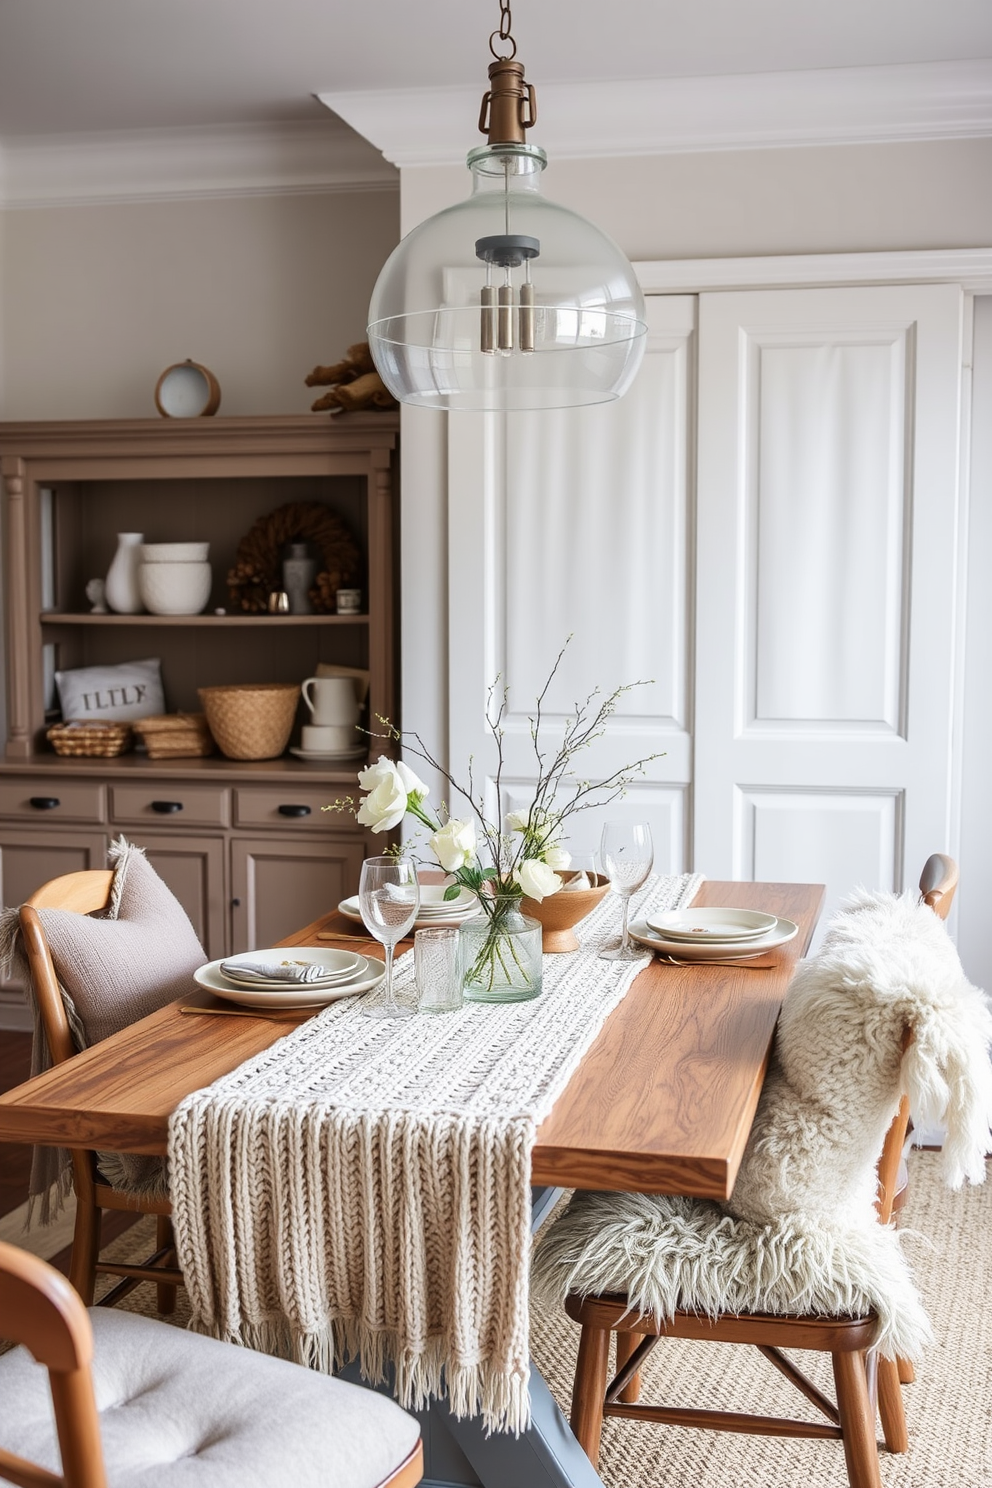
[627,907,799,961]
[194,947,385,1009]
[337,884,482,932]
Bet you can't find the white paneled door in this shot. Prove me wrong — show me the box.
[446,296,695,869]
[693,284,965,924]
[443,281,966,926]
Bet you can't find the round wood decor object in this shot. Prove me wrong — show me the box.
[227,501,362,614]
[154,360,222,418]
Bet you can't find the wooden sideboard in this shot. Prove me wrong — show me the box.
[0,415,399,1023]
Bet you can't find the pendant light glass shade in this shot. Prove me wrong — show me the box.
[368,144,647,412]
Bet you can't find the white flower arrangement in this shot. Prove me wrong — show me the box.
[329,643,665,943]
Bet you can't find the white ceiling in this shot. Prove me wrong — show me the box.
[1,0,990,139]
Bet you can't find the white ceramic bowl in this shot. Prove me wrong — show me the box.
[140,541,209,563]
[138,560,212,615]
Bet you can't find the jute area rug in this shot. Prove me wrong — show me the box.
[63,1151,992,1487]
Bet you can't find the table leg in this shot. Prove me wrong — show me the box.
[337,1189,606,1488]
[337,1358,606,1488]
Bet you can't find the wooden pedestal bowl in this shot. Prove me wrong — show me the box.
[520,871,611,953]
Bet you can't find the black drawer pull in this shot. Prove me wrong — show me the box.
[278,804,312,817]
[150,800,184,814]
[29,796,60,811]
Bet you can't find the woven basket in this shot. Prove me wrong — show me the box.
[47,721,133,758]
[197,683,299,760]
[132,712,215,759]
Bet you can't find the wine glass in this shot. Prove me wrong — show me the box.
[358,856,420,1019]
[598,821,653,961]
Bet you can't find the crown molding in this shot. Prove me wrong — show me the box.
[0,121,397,210]
[320,58,992,168]
[635,248,992,295]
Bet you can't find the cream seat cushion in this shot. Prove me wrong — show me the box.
[0,1308,421,1488]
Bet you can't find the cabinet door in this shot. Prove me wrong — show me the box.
[230,836,366,951]
[693,283,965,928]
[123,832,227,960]
[445,295,695,869]
[0,828,108,1022]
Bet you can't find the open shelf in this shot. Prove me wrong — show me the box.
[40,612,369,628]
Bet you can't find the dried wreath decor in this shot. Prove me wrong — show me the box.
[226,501,362,614]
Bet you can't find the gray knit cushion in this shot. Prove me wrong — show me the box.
[39,844,206,1048]
[0,1308,421,1488]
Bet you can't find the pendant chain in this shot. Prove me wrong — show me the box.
[489,0,517,60]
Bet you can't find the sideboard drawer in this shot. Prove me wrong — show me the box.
[110,784,230,828]
[233,786,349,832]
[0,779,106,823]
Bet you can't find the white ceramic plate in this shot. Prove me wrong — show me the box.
[290,746,368,762]
[337,895,482,929]
[416,885,479,914]
[218,947,362,988]
[646,907,779,942]
[628,916,800,960]
[194,954,384,1008]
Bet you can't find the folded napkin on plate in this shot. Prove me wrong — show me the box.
[220,958,326,985]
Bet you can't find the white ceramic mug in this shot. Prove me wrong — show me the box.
[301,723,358,753]
[300,676,359,725]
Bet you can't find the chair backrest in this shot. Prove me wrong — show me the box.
[875,853,960,1222]
[19,871,114,1068]
[918,853,958,920]
[0,1241,107,1488]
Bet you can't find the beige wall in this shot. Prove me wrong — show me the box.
[402,137,992,252]
[0,188,400,419]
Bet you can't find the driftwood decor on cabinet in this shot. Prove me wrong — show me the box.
[0,415,398,982]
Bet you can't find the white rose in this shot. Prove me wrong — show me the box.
[430,818,477,873]
[505,810,530,834]
[543,845,571,871]
[515,857,563,902]
[355,757,410,833]
[395,758,429,800]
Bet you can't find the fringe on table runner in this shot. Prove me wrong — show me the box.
[168,872,704,1434]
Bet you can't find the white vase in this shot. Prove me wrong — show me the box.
[104,532,145,614]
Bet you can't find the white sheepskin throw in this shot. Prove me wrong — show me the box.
[533,888,992,1362]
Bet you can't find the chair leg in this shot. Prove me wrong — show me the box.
[614,1329,642,1403]
[570,1324,611,1468]
[155,1214,178,1314]
[897,1356,915,1384]
[69,1195,101,1306]
[832,1350,883,1488]
[876,1357,908,1453]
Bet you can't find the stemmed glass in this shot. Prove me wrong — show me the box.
[598,821,654,961]
[358,855,420,1019]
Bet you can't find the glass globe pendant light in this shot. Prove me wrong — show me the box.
[367,2,647,412]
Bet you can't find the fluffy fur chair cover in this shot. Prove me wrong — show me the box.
[533,889,992,1361]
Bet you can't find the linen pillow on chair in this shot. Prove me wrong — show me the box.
[0,837,206,1210]
[34,839,206,1052]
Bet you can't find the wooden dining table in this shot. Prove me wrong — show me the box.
[0,876,824,1488]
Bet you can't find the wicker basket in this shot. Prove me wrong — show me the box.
[47,721,133,758]
[197,683,299,760]
[132,712,215,759]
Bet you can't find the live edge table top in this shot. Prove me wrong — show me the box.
[0,880,823,1201]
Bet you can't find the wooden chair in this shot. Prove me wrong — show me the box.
[0,1239,424,1488]
[19,869,183,1310]
[564,856,961,1488]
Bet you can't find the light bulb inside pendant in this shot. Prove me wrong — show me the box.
[366,29,646,412]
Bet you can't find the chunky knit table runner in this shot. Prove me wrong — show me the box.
[168,872,702,1433]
